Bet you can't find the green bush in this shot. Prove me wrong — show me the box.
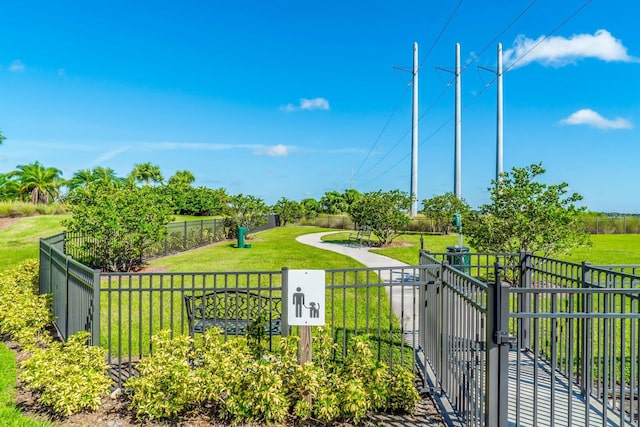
[125,328,421,424]
[20,331,112,416]
[0,260,52,349]
[125,331,199,420]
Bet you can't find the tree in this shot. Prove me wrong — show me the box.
[91,167,123,187]
[421,192,471,234]
[226,194,270,235]
[348,190,412,245]
[8,161,63,204]
[167,170,195,187]
[0,130,5,146]
[129,162,163,186]
[67,169,95,190]
[465,163,590,257]
[0,173,19,201]
[272,197,303,226]
[64,183,174,272]
[320,191,347,214]
[300,198,321,220]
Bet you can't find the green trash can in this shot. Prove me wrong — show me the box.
[237,226,246,248]
[446,246,470,273]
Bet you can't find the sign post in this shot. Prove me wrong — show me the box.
[285,269,325,403]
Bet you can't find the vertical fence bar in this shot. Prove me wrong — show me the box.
[281,267,289,337]
[92,269,101,345]
[581,262,593,395]
[518,251,531,350]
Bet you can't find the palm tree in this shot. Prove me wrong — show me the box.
[0,173,19,201]
[92,166,122,187]
[67,169,94,190]
[129,162,163,186]
[167,170,195,187]
[9,161,63,204]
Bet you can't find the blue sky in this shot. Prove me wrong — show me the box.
[1,1,638,212]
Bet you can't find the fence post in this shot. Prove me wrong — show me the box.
[580,261,593,395]
[65,255,71,341]
[439,262,449,394]
[183,221,187,249]
[486,263,515,427]
[518,252,532,350]
[281,267,289,337]
[92,269,101,346]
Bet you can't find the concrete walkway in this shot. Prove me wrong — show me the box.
[295,231,409,269]
[297,231,458,427]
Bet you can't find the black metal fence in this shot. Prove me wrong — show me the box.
[65,214,280,266]
[419,250,640,426]
[300,214,640,234]
[40,230,426,389]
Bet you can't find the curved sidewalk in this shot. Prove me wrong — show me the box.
[295,231,409,268]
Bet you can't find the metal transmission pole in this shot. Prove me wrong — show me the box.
[496,43,504,182]
[454,43,462,199]
[480,43,505,183]
[410,42,419,216]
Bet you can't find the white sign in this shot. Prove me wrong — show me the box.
[287,269,325,326]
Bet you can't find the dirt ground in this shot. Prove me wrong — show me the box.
[0,216,20,231]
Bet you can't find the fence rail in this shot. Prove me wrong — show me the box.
[300,214,640,234]
[419,249,640,426]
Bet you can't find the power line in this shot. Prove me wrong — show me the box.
[359,0,593,188]
[351,0,466,186]
[351,85,411,181]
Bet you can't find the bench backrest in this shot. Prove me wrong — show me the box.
[185,290,282,322]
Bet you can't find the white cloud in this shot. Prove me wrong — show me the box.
[92,146,132,165]
[140,141,293,157]
[560,109,633,130]
[254,144,291,157]
[503,29,637,69]
[281,97,330,112]
[9,60,25,72]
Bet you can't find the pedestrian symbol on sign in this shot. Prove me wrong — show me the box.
[286,270,325,326]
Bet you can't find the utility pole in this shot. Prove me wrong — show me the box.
[454,43,462,199]
[496,43,504,182]
[394,43,419,216]
[410,42,419,216]
[479,43,505,182]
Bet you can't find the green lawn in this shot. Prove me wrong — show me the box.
[322,232,640,266]
[0,215,67,272]
[3,217,640,425]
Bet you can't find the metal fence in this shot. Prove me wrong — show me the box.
[419,250,640,426]
[65,214,280,266]
[39,234,100,344]
[39,232,427,389]
[300,214,640,234]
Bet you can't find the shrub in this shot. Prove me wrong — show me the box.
[0,260,52,349]
[125,328,421,424]
[125,331,199,420]
[20,331,112,416]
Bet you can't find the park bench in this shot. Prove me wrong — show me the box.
[348,227,373,247]
[184,290,282,336]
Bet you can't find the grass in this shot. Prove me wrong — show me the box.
[323,231,640,266]
[105,226,409,360]
[4,216,640,424]
[0,215,68,272]
[0,343,52,426]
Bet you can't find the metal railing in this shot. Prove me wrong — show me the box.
[39,234,100,344]
[65,214,280,266]
[419,249,640,426]
[40,233,427,389]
